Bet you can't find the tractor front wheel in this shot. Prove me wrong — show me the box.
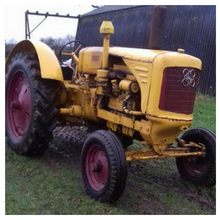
[81,130,127,203]
[176,127,216,186]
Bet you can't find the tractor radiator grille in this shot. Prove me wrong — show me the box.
[159,67,200,114]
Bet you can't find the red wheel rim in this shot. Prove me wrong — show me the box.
[6,70,31,140]
[183,156,210,178]
[85,145,109,191]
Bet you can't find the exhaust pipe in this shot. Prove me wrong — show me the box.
[149,5,167,49]
[100,21,114,68]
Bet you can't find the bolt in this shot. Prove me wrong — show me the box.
[93,162,98,172]
[11,101,20,110]
[92,161,102,173]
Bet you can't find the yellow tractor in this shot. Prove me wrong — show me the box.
[5,21,215,203]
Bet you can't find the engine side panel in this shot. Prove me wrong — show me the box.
[78,47,103,74]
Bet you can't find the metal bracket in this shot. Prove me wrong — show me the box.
[25,10,80,39]
[125,139,205,162]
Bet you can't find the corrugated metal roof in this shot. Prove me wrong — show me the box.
[82,5,143,17]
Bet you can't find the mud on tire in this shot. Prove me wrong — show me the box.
[6,53,58,155]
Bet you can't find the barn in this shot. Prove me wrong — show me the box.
[76,5,216,95]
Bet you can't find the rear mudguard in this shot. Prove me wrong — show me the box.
[5,40,64,81]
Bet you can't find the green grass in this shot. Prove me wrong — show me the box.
[5,95,216,215]
[5,148,126,215]
[191,94,216,133]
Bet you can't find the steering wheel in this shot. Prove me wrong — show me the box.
[58,40,86,69]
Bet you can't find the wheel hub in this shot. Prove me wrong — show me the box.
[7,70,31,140]
[185,156,209,177]
[85,145,109,191]
[92,160,103,173]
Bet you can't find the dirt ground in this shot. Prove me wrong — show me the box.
[47,125,216,215]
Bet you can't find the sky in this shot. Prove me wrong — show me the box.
[5,4,95,42]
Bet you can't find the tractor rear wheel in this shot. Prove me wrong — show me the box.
[176,127,216,186]
[6,53,58,155]
[81,130,127,203]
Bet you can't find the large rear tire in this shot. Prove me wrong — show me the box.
[176,127,216,186]
[6,53,58,155]
[81,130,127,203]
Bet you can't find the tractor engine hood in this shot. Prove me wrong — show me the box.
[78,46,166,74]
[109,47,166,63]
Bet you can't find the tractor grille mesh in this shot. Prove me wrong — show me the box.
[159,67,200,114]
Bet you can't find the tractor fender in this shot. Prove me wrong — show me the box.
[6,40,64,81]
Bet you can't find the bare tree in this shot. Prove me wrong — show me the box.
[5,39,17,58]
[40,35,75,57]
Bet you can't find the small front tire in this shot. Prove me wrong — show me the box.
[81,130,127,203]
[176,127,216,186]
